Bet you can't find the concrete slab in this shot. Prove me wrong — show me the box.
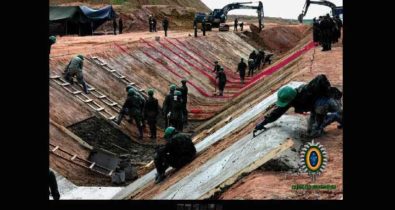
[112,81,304,199]
[50,170,123,200]
[154,115,306,199]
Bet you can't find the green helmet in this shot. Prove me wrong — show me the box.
[49,36,56,43]
[147,89,154,96]
[126,85,133,92]
[128,88,136,96]
[77,54,84,60]
[175,90,182,96]
[181,79,187,83]
[276,86,297,107]
[164,127,176,139]
[170,84,176,91]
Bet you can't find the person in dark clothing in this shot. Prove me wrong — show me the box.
[149,15,153,32]
[312,18,321,45]
[247,58,255,77]
[234,18,238,31]
[152,16,157,32]
[154,127,196,183]
[213,61,221,73]
[119,18,123,34]
[193,19,198,37]
[163,84,176,128]
[144,89,160,139]
[216,67,227,96]
[63,55,89,94]
[333,15,343,42]
[162,17,169,37]
[49,169,60,200]
[237,58,247,84]
[114,85,145,124]
[240,21,244,31]
[249,50,257,61]
[177,79,188,125]
[113,18,117,35]
[258,50,265,68]
[319,14,334,51]
[254,74,337,138]
[255,50,264,70]
[49,36,56,55]
[169,90,184,131]
[318,87,343,131]
[117,89,145,139]
[202,18,206,36]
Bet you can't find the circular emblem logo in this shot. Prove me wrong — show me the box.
[299,140,328,181]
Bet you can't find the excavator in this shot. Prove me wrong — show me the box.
[298,0,343,23]
[195,1,264,32]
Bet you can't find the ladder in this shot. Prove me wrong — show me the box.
[50,75,120,120]
[89,56,147,98]
[50,143,114,177]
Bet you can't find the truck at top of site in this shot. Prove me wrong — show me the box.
[298,0,343,23]
[194,1,264,32]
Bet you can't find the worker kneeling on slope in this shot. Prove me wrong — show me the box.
[154,127,196,184]
[63,55,89,94]
[253,74,342,138]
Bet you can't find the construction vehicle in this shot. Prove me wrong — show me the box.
[298,0,343,23]
[194,1,264,32]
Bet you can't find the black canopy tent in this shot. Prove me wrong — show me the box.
[49,5,117,36]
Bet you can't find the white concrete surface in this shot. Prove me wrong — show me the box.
[112,81,304,199]
[154,115,306,199]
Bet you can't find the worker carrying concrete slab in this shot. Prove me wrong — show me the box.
[49,169,60,200]
[216,67,227,96]
[154,127,196,184]
[177,79,189,125]
[254,74,342,138]
[63,55,89,94]
[237,58,247,84]
[116,88,145,140]
[144,89,160,139]
[163,84,176,128]
[169,90,185,131]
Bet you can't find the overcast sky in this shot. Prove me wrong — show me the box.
[200,0,342,19]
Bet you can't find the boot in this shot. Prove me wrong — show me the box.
[155,173,166,184]
[114,114,123,125]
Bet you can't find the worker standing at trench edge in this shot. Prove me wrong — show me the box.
[234,18,238,31]
[154,127,196,184]
[162,17,169,37]
[144,89,160,139]
[253,74,342,138]
[63,55,90,94]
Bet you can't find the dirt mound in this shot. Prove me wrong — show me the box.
[50,1,210,32]
[249,24,311,54]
